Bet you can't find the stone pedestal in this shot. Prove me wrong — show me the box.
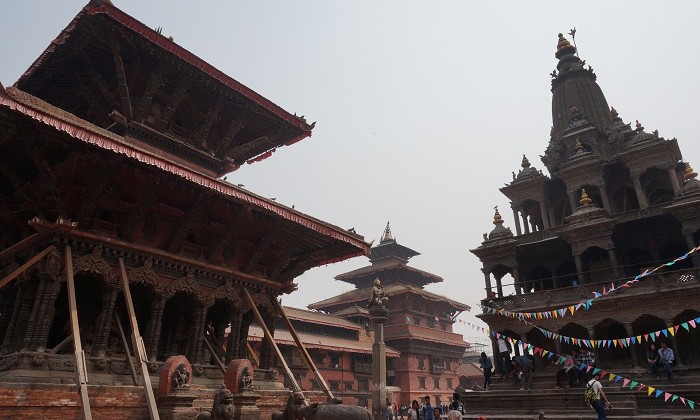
[232,390,261,420]
[157,387,198,420]
[157,355,197,419]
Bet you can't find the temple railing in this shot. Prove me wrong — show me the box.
[482,268,699,312]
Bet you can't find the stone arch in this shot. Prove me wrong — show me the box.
[525,327,555,369]
[631,314,666,367]
[640,167,674,205]
[559,323,590,354]
[658,240,693,272]
[490,263,515,297]
[581,246,613,285]
[673,309,700,365]
[544,179,571,227]
[594,318,631,369]
[554,259,578,288]
[604,163,638,214]
[521,199,544,232]
[577,184,604,209]
[524,266,552,293]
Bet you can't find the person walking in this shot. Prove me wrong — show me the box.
[407,400,420,420]
[479,351,493,390]
[422,396,435,420]
[586,371,612,419]
[497,335,511,376]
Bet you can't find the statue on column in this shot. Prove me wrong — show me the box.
[368,278,388,309]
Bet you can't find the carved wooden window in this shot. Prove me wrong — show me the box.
[418,376,426,389]
[358,378,369,391]
[433,377,440,389]
[344,381,354,391]
[446,378,453,390]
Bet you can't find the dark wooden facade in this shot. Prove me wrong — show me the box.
[0,0,368,385]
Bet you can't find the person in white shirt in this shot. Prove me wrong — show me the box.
[658,341,675,381]
[497,336,511,376]
[587,371,612,419]
[407,400,420,420]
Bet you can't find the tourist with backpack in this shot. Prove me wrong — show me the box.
[584,371,612,419]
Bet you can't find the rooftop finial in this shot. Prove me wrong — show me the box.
[381,221,394,243]
[493,206,503,225]
[579,189,593,206]
[575,139,583,152]
[685,162,698,181]
[521,154,531,168]
[555,33,577,59]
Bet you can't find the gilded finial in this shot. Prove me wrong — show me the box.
[685,162,698,181]
[575,139,583,152]
[521,154,531,168]
[381,221,394,242]
[579,189,593,206]
[555,33,577,59]
[493,207,503,225]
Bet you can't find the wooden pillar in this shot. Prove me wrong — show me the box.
[0,289,15,349]
[1,281,33,353]
[238,313,253,360]
[22,276,48,351]
[259,309,275,370]
[188,304,208,363]
[144,296,166,361]
[92,286,119,356]
[225,311,243,364]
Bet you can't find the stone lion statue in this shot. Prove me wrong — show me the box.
[196,387,235,420]
[272,391,373,420]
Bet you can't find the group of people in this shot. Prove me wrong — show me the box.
[646,341,676,382]
[554,348,596,389]
[387,394,466,420]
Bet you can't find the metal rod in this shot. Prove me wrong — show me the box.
[65,245,93,420]
[114,312,139,386]
[0,245,55,289]
[242,287,307,405]
[273,297,334,400]
[119,258,160,420]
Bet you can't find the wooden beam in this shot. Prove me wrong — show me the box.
[109,36,133,119]
[202,333,226,374]
[242,288,306,404]
[0,233,41,260]
[273,298,334,400]
[114,312,139,386]
[65,245,93,420]
[246,342,260,367]
[0,245,56,289]
[119,258,160,420]
[49,334,73,354]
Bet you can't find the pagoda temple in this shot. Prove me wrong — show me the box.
[309,223,471,407]
[468,33,700,416]
[0,0,368,417]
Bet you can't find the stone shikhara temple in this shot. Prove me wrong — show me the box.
[0,0,368,417]
[469,34,700,416]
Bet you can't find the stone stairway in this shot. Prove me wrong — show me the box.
[456,365,700,420]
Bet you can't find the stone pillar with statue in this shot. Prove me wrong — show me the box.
[368,278,388,419]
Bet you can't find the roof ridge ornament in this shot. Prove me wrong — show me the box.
[579,189,593,206]
[380,221,394,243]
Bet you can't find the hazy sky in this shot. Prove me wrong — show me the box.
[2,1,699,339]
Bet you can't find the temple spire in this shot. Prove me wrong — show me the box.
[380,221,394,243]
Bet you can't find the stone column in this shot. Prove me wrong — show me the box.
[607,248,621,280]
[664,320,683,366]
[624,324,638,368]
[548,208,556,228]
[631,174,649,208]
[598,183,612,213]
[668,167,681,195]
[495,274,504,298]
[482,268,493,298]
[144,296,166,360]
[586,327,600,368]
[521,213,530,234]
[539,201,550,230]
[513,267,522,295]
[574,254,585,285]
[567,190,577,213]
[512,208,522,236]
[682,230,700,268]
[92,286,119,356]
[370,305,388,419]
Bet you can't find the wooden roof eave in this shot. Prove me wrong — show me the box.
[0,85,369,266]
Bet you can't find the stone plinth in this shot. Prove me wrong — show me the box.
[157,355,197,419]
[224,359,254,395]
[232,390,261,420]
[158,355,193,398]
